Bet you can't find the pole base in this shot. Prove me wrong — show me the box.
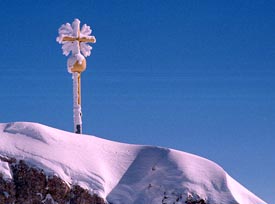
[75,124,81,134]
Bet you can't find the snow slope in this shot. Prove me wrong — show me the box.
[0,122,266,204]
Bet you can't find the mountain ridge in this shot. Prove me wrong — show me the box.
[0,122,266,204]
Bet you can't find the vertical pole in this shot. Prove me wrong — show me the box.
[72,72,82,134]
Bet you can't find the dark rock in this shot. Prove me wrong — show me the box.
[0,174,15,204]
[12,160,47,204]
[185,194,207,204]
[0,157,106,204]
[47,175,70,203]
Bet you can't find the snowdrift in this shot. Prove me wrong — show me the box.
[0,122,266,204]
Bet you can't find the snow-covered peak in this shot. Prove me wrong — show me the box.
[0,122,266,204]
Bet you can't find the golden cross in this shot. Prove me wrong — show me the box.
[60,21,96,73]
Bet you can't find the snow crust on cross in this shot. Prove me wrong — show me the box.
[56,19,96,73]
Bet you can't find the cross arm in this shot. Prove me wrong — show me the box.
[62,36,77,42]
[79,36,96,43]
[61,36,96,43]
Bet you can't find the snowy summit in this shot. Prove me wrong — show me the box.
[0,122,266,204]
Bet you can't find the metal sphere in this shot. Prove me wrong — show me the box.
[71,58,87,73]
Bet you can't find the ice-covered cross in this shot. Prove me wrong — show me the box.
[56,19,96,134]
[56,18,96,73]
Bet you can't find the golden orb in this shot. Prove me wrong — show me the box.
[71,58,87,73]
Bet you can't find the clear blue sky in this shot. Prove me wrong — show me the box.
[0,0,274,202]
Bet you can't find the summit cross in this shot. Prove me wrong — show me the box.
[57,18,96,134]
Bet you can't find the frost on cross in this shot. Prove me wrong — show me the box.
[56,18,96,73]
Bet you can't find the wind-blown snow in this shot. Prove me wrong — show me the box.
[0,122,266,204]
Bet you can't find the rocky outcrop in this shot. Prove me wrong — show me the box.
[0,156,207,204]
[0,157,105,204]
